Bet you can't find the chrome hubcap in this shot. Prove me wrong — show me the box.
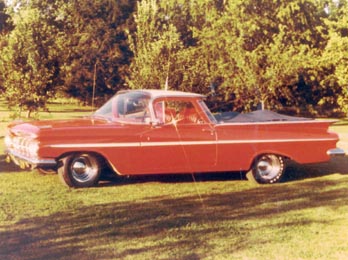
[71,156,97,183]
[256,155,282,180]
[72,161,87,174]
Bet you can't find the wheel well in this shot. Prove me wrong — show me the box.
[57,151,116,174]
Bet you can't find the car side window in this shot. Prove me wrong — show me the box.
[154,100,203,124]
[94,92,151,123]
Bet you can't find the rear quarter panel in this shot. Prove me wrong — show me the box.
[214,121,338,171]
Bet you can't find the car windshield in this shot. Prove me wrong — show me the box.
[94,91,151,123]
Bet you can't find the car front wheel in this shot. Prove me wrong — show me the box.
[246,154,285,184]
[58,153,101,188]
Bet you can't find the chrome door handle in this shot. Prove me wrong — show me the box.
[202,128,215,135]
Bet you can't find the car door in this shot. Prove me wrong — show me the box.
[139,98,217,174]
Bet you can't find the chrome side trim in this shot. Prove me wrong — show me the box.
[215,119,337,126]
[327,148,347,157]
[49,137,338,149]
[50,143,140,148]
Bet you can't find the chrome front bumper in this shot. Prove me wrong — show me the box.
[327,148,348,157]
[5,150,57,169]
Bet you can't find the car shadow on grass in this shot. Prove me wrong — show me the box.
[99,156,348,187]
[99,169,246,187]
[0,154,25,173]
[1,176,348,259]
[282,156,348,182]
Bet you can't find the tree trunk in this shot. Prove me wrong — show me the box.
[26,109,31,119]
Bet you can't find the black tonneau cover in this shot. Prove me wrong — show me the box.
[214,110,313,123]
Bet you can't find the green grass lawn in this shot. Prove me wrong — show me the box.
[1,102,348,259]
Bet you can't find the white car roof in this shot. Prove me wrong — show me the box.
[119,89,205,99]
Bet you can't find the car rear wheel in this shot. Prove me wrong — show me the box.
[246,154,285,184]
[58,153,101,188]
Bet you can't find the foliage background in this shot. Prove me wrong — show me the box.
[0,0,347,117]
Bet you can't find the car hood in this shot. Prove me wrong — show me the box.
[7,117,118,137]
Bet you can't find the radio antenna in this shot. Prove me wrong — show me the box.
[164,75,169,91]
[92,60,98,112]
[164,24,173,91]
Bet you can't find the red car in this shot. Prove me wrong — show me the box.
[4,89,346,188]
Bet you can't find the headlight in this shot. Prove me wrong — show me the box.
[6,134,40,158]
[4,134,12,148]
[27,141,39,157]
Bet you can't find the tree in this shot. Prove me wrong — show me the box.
[0,0,13,35]
[127,0,223,94]
[0,5,60,117]
[127,0,183,90]
[54,0,136,105]
[1,0,347,117]
[0,0,13,93]
[188,0,329,112]
[127,0,333,114]
[320,0,348,114]
[0,0,136,115]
